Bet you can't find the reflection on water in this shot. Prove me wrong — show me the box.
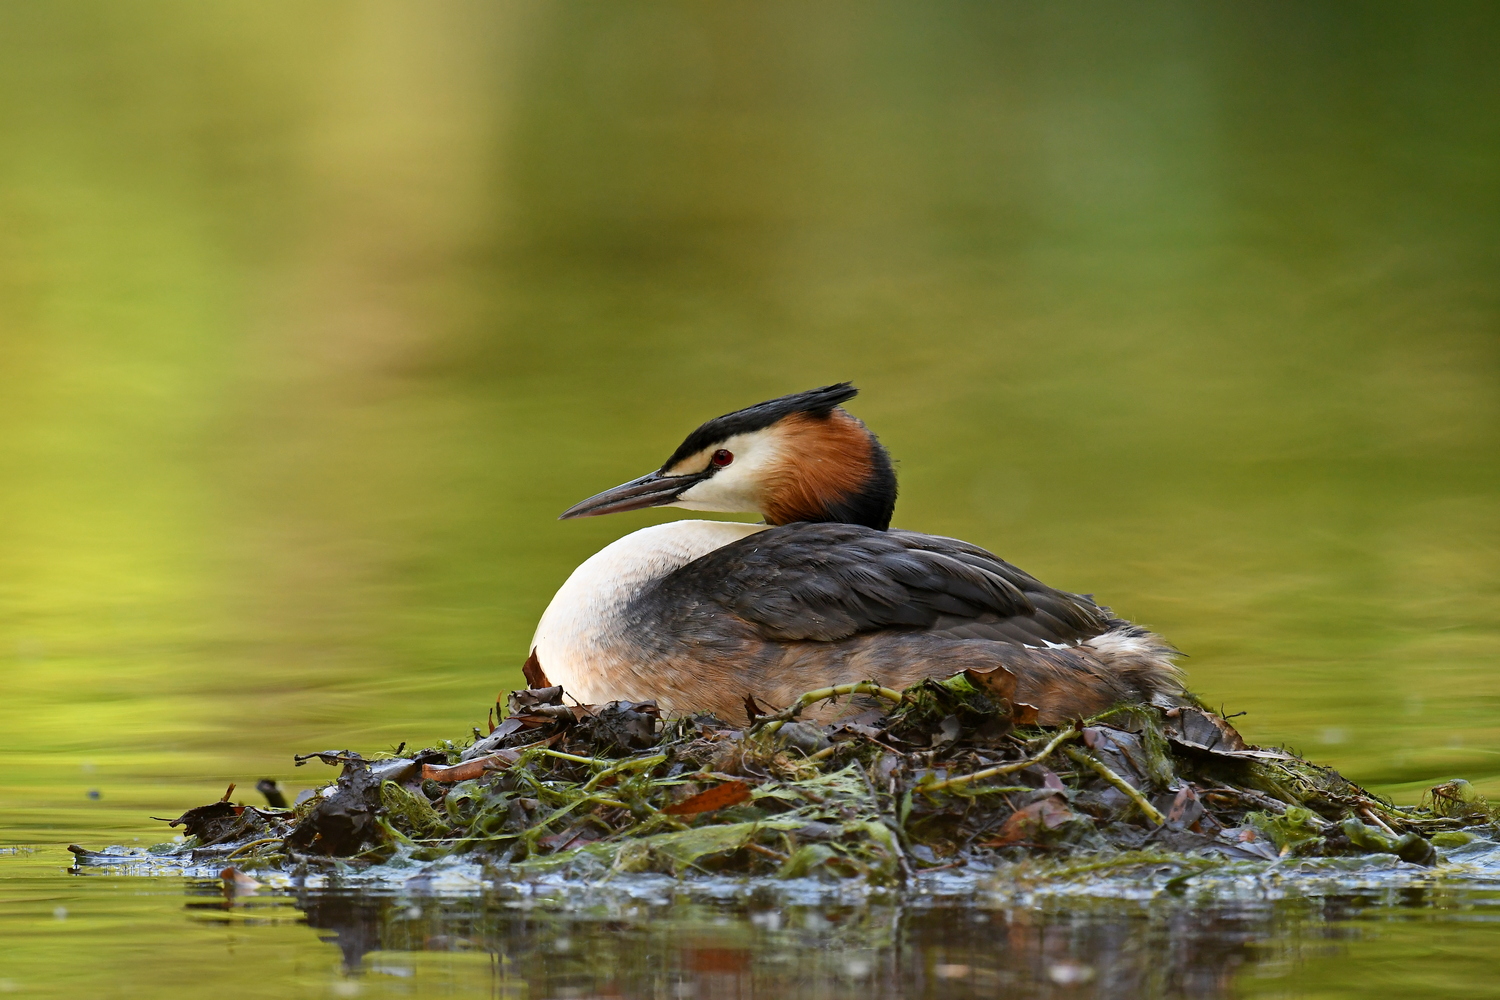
[2,836,1498,999]
[286,888,1258,998]
[173,877,1499,999]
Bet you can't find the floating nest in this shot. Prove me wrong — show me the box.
[72,668,1497,883]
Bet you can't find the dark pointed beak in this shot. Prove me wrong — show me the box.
[558,470,711,519]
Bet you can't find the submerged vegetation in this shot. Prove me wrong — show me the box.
[72,669,1497,883]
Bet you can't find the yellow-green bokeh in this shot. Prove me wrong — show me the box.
[1,4,1499,998]
[0,0,1496,824]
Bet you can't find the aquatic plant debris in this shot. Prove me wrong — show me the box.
[71,672,1497,883]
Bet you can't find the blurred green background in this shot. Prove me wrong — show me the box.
[0,0,1496,823]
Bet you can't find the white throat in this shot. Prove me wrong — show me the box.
[530,519,767,705]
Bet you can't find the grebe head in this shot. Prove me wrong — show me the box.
[558,382,898,529]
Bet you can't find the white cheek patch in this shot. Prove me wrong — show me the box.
[668,430,785,514]
[673,468,754,513]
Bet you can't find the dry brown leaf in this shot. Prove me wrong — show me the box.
[1012,702,1041,726]
[521,648,551,689]
[422,750,521,782]
[219,866,262,893]
[664,780,752,816]
[964,665,1018,703]
[982,795,1076,846]
[1162,707,1249,753]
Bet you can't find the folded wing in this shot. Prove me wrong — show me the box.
[648,522,1117,646]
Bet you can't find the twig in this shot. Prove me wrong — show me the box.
[522,792,638,845]
[858,765,913,883]
[744,841,789,863]
[919,726,1080,793]
[1360,805,1398,838]
[756,681,903,737]
[582,754,667,792]
[950,785,1029,797]
[1201,780,1331,830]
[1064,746,1165,826]
[222,837,283,860]
[535,748,607,766]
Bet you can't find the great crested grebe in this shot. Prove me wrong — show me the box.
[529,384,1183,724]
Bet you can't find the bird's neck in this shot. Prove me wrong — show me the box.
[529,520,766,704]
[762,414,897,530]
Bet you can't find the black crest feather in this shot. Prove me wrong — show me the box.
[659,383,860,471]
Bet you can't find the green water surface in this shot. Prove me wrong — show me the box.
[1,3,1498,997]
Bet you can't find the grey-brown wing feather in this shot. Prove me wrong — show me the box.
[644,522,1116,646]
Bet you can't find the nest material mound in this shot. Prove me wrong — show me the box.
[73,669,1497,883]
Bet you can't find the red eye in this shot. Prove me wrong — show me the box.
[711,449,734,468]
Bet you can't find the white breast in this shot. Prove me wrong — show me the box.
[529,519,767,705]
